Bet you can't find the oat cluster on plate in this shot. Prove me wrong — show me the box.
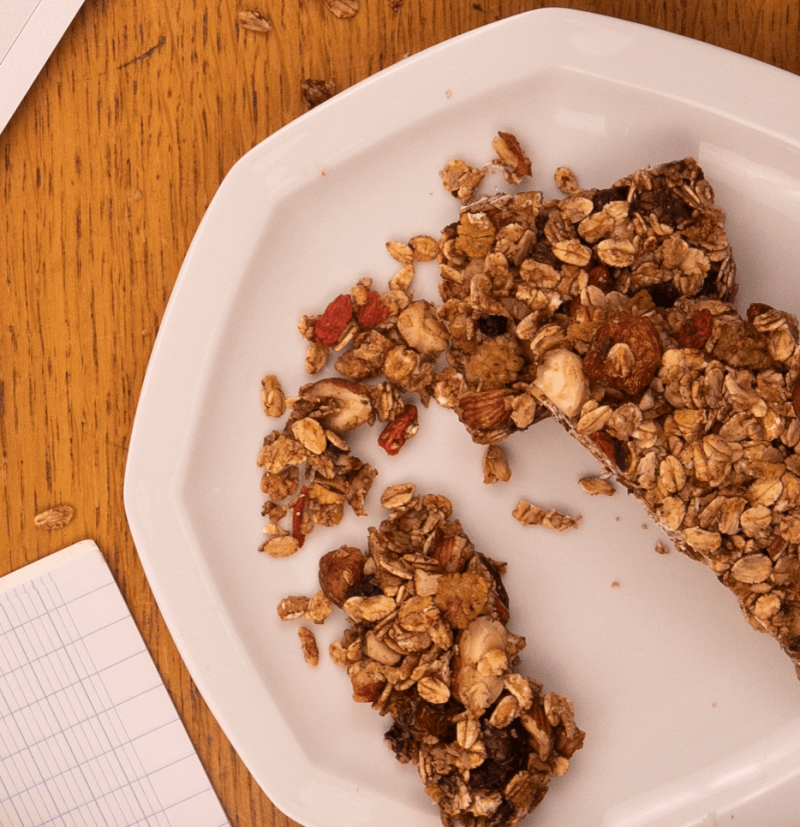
[257,134,800,826]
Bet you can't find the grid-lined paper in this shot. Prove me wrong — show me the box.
[0,540,231,827]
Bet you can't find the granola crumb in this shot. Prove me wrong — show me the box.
[302,79,335,108]
[34,504,75,530]
[577,475,615,496]
[512,500,582,531]
[238,10,271,32]
[298,627,320,666]
[324,0,359,18]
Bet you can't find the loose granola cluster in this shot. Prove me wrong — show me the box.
[258,134,800,825]
[326,486,585,827]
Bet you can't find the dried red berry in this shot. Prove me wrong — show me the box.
[589,431,631,472]
[313,294,353,347]
[378,404,419,455]
[588,264,612,292]
[356,291,391,329]
[677,308,713,349]
[292,485,310,548]
[792,378,800,419]
[583,313,662,396]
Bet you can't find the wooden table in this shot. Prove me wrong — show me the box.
[1,0,797,824]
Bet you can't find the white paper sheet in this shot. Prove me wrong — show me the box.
[0,0,85,135]
[0,540,231,827]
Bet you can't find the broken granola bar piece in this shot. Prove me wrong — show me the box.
[332,491,584,827]
[531,296,800,679]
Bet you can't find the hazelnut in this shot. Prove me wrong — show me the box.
[318,545,365,607]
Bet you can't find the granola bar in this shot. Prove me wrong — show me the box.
[325,489,585,827]
[530,296,800,678]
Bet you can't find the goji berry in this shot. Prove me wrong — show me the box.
[378,404,419,455]
[677,308,713,350]
[314,294,353,347]
[590,431,631,472]
[356,291,390,329]
[588,264,612,292]
[292,485,310,548]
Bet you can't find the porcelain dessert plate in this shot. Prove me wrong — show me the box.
[124,9,800,827]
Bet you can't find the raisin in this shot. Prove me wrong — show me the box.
[469,720,529,790]
[647,282,680,308]
[478,315,509,337]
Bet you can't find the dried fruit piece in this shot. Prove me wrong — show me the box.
[314,294,353,347]
[378,404,419,455]
[356,291,391,329]
[677,308,713,350]
[292,486,310,548]
[583,313,662,396]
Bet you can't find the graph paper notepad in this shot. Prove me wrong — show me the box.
[0,540,231,827]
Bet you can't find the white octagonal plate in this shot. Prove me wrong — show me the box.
[124,9,800,827]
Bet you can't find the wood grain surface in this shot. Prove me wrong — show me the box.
[1,1,798,824]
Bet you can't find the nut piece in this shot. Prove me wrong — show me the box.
[483,444,512,484]
[396,301,449,355]
[301,378,374,433]
[453,616,508,715]
[492,131,532,184]
[533,349,589,418]
[319,546,365,607]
